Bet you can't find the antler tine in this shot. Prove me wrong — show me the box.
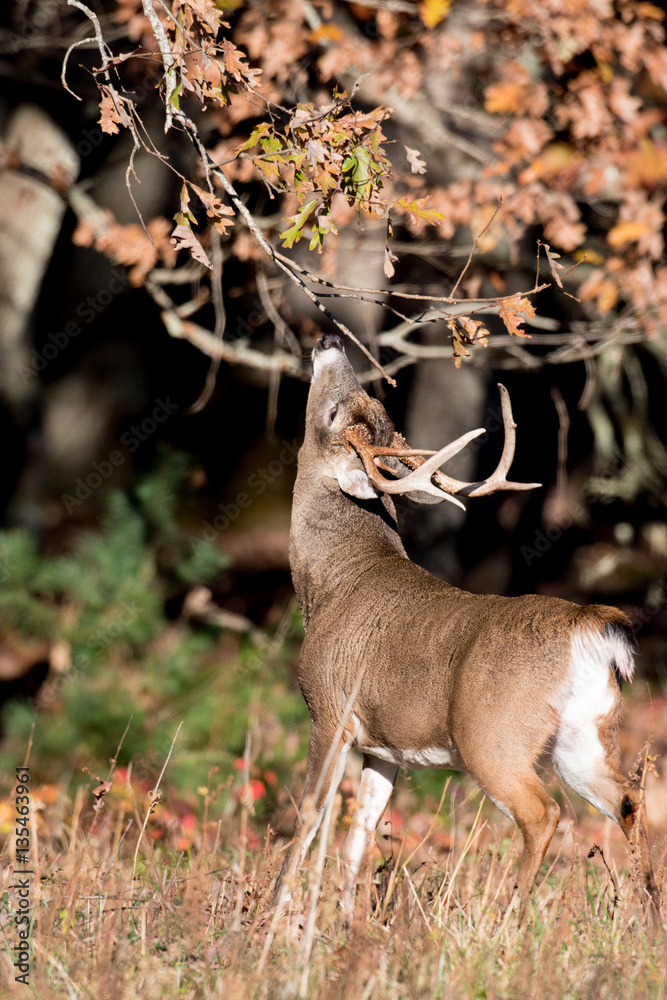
[344,384,541,504]
[345,427,487,509]
[462,384,541,497]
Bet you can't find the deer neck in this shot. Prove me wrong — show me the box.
[290,462,407,627]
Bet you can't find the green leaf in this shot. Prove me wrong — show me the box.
[259,134,283,157]
[341,147,374,203]
[394,197,445,225]
[170,81,182,111]
[280,199,318,249]
[236,123,270,152]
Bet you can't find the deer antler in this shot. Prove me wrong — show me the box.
[344,384,541,506]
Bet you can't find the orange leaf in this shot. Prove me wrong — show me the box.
[484,81,524,115]
[420,0,450,28]
[607,221,652,247]
[498,295,534,338]
[310,23,344,44]
[98,93,122,136]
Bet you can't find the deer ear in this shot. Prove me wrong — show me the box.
[336,468,379,500]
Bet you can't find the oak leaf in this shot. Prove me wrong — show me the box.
[171,224,213,269]
[175,0,223,35]
[498,295,535,339]
[404,145,426,174]
[98,92,123,135]
[394,197,445,226]
[607,221,652,247]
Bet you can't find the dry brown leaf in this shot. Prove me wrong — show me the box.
[543,217,587,253]
[72,220,96,247]
[622,144,667,189]
[98,93,122,136]
[404,146,426,175]
[171,224,213,269]
[541,243,564,288]
[176,0,223,35]
[485,81,525,115]
[96,223,159,286]
[498,295,535,339]
[607,220,652,247]
[579,271,619,315]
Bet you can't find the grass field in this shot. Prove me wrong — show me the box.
[1,692,666,1000]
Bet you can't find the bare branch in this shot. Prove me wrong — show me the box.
[448,198,503,300]
[140,0,176,132]
[61,36,95,99]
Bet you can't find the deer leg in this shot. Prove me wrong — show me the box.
[508,777,561,904]
[273,722,351,909]
[340,755,398,917]
[464,760,560,911]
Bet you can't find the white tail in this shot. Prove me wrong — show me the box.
[275,333,660,920]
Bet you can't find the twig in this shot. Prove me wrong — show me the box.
[231,731,252,932]
[272,246,550,306]
[448,198,503,300]
[297,738,347,999]
[439,796,487,911]
[257,266,302,435]
[140,0,176,132]
[131,722,183,885]
[181,229,227,414]
[550,385,570,498]
[66,0,152,237]
[22,722,35,769]
[207,151,397,385]
[61,35,96,99]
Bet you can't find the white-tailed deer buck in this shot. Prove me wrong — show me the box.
[277,332,661,919]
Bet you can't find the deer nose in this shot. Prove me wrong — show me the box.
[316,333,343,352]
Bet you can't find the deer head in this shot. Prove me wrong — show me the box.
[304,332,540,508]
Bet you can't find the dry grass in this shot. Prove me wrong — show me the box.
[1,748,666,1000]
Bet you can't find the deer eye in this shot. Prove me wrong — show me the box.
[328,406,338,425]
